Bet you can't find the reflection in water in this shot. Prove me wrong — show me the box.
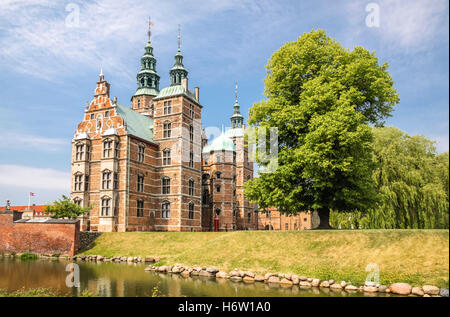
[0,258,392,297]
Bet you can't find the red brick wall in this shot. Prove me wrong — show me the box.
[0,213,80,256]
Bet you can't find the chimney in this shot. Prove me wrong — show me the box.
[181,77,188,91]
[195,87,199,102]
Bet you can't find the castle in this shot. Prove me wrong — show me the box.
[70,26,258,232]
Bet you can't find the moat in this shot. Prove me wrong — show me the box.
[0,257,397,297]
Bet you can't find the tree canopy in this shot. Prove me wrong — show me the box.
[44,195,91,220]
[244,29,399,227]
[331,127,449,229]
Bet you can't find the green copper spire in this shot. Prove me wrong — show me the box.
[231,83,244,128]
[170,24,188,86]
[134,17,160,97]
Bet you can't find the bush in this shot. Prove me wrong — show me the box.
[19,253,38,261]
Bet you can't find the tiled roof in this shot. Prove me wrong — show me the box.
[115,103,154,143]
[0,205,45,212]
[153,84,197,102]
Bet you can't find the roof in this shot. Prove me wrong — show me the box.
[202,133,236,153]
[133,87,159,97]
[0,205,45,213]
[153,84,197,103]
[225,127,244,138]
[15,218,79,224]
[115,103,154,142]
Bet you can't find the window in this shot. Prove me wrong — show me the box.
[215,209,221,216]
[233,189,236,197]
[163,121,172,138]
[102,170,112,189]
[216,172,221,179]
[285,223,289,230]
[101,198,111,216]
[188,179,194,196]
[164,101,172,115]
[85,176,90,191]
[114,172,119,189]
[304,218,307,222]
[86,145,91,160]
[115,142,120,158]
[105,110,109,118]
[163,149,171,165]
[138,145,145,162]
[76,144,84,160]
[103,140,112,158]
[137,200,144,217]
[137,175,144,192]
[74,173,83,191]
[74,198,82,206]
[162,177,170,194]
[248,212,252,223]
[189,104,194,118]
[189,125,194,142]
[162,201,170,218]
[216,185,221,193]
[188,202,194,219]
[189,150,194,168]
[233,175,236,182]
[233,152,236,164]
[137,99,141,109]
[90,114,94,120]
[97,118,102,130]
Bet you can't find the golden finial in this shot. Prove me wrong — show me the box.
[177,24,181,51]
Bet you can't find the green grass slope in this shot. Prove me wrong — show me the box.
[79,230,449,287]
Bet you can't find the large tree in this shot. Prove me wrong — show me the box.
[331,127,449,229]
[244,29,399,228]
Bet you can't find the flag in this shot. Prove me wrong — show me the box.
[30,192,36,196]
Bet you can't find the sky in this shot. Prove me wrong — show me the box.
[0,0,448,205]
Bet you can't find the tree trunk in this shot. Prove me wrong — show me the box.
[317,207,332,229]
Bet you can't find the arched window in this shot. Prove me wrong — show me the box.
[74,173,83,191]
[138,144,145,162]
[162,177,170,194]
[216,172,221,179]
[188,202,194,219]
[189,150,194,168]
[215,209,221,216]
[162,149,171,165]
[137,99,141,109]
[137,174,144,192]
[103,139,112,157]
[163,121,172,138]
[101,197,111,216]
[188,179,194,196]
[162,201,170,218]
[102,170,112,189]
[73,197,82,206]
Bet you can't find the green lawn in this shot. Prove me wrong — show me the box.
[79,230,449,288]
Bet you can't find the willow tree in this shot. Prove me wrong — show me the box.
[244,29,399,228]
[331,127,449,229]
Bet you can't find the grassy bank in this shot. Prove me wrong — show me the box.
[79,230,449,288]
[0,288,95,297]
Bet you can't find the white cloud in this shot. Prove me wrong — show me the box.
[347,0,448,52]
[0,132,67,152]
[0,164,70,190]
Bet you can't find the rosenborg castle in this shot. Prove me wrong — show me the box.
[70,28,260,232]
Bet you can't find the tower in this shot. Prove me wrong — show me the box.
[131,17,160,115]
[169,24,189,86]
[230,83,244,128]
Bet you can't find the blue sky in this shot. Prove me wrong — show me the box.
[0,0,448,205]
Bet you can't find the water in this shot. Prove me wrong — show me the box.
[0,257,390,297]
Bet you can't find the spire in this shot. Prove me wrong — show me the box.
[230,82,244,129]
[170,24,188,86]
[99,67,104,81]
[133,19,160,97]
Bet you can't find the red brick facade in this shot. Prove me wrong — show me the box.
[0,211,80,256]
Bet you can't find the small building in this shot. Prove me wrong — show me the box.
[257,207,320,230]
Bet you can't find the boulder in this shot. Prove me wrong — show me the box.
[264,273,273,280]
[216,271,229,279]
[230,276,243,282]
[255,275,265,282]
[291,275,300,285]
[199,270,215,278]
[330,283,343,290]
[284,274,292,281]
[411,287,424,296]
[206,267,219,274]
[345,285,358,291]
[144,256,154,263]
[171,266,180,273]
[299,276,307,281]
[157,266,168,272]
[440,288,449,297]
[422,285,440,295]
[340,281,347,288]
[378,285,388,293]
[229,270,240,277]
[243,276,255,283]
[180,270,190,278]
[389,283,412,295]
[320,281,330,288]
[363,286,378,293]
[280,278,293,286]
[299,281,312,287]
[311,279,321,287]
[267,276,280,284]
[328,280,334,285]
[244,271,256,278]
[97,255,103,261]
[120,257,127,262]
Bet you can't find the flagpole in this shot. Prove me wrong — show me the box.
[28,192,31,209]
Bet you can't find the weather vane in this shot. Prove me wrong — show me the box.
[235,82,238,102]
[177,24,181,51]
[148,16,154,42]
